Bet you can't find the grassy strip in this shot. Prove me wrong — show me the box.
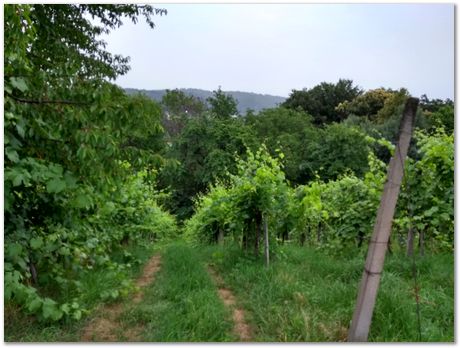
[120,242,234,342]
[4,242,157,342]
[202,244,453,342]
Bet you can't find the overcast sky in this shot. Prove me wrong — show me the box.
[103,3,454,100]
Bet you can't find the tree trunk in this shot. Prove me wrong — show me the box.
[29,262,38,284]
[255,213,261,257]
[406,227,414,257]
[282,228,288,244]
[357,230,364,248]
[419,230,425,256]
[317,222,321,244]
[254,223,260,257]
[217,228,224,245]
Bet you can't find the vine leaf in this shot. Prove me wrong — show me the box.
[46,178,67,193]
[30,237,44,250]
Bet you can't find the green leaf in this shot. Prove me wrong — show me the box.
[30,237,44,250]
[41,298,57,319]
[4,83,12,95]
[100,201,116,215]
[4,262,13,272]
[424,206,439,217]
[41,297,64,320]
[5,147,19,163]
[6,243,23,259]
[49,164,64,176]
[51,309,64,321]
[73,194,91,209]
[73,310,82,320]
[4,286,12,301]
[111,289,119,299]
[60,303,71,315]
[46,178,67,193]
[16,123,26,138]
[64,173,78,189]
[17,259,28,271]
[27,298,43,312]
[12,173,25,187]
[58,247,71,256]
[10,77,28,92]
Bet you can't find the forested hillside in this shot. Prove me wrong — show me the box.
[124,87,286,113]
[4,4,454,343]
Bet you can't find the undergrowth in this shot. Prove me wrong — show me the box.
[4,242,157,342]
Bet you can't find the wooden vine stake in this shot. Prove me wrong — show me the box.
[348,97,419,342]
[264,215,269,267]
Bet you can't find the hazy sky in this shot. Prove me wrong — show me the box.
[103,3,454,99]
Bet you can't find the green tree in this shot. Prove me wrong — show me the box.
[418,96,454,134]
[374,88,409,123]
[419,94,454,113]
[282,79,362,124]
[246,107,314,184]
[207,87,239,119]
[336,88,400,120]
[4,4,171,321]
[303,123,372,181]
[160,89,207,138]
[428,104,454,134]
[159,116,255,220]
[162,89,207,117]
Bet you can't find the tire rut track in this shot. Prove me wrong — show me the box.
[208,266,252,341]
[81,254,162,342]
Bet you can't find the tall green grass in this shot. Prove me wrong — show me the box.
[120,242,234,341]
[202,243,453,342]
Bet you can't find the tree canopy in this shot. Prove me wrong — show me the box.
[282,79,362,124]
[207,87,239,119]
[5,4,173,322]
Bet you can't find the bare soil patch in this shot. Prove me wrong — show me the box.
[81,303,124,341]
[208,266,253,341]
[218,288,236,306]
[133,255,161,304]
[81,254,161,342]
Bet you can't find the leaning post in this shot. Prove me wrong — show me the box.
[348,97,419,342]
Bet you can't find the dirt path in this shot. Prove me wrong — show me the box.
[208,266,252,341]
[81,254,162,342]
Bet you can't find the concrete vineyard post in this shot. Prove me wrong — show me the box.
[348,97,419,342]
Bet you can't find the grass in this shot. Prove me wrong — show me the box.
[4,240,454,342]
[120,242,235,341]
[200,243,454,342]
[4,241,158,342]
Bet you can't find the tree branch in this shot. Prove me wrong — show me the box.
[6,92,88,106]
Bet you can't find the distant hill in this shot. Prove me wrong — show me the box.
[124,88,286,114]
